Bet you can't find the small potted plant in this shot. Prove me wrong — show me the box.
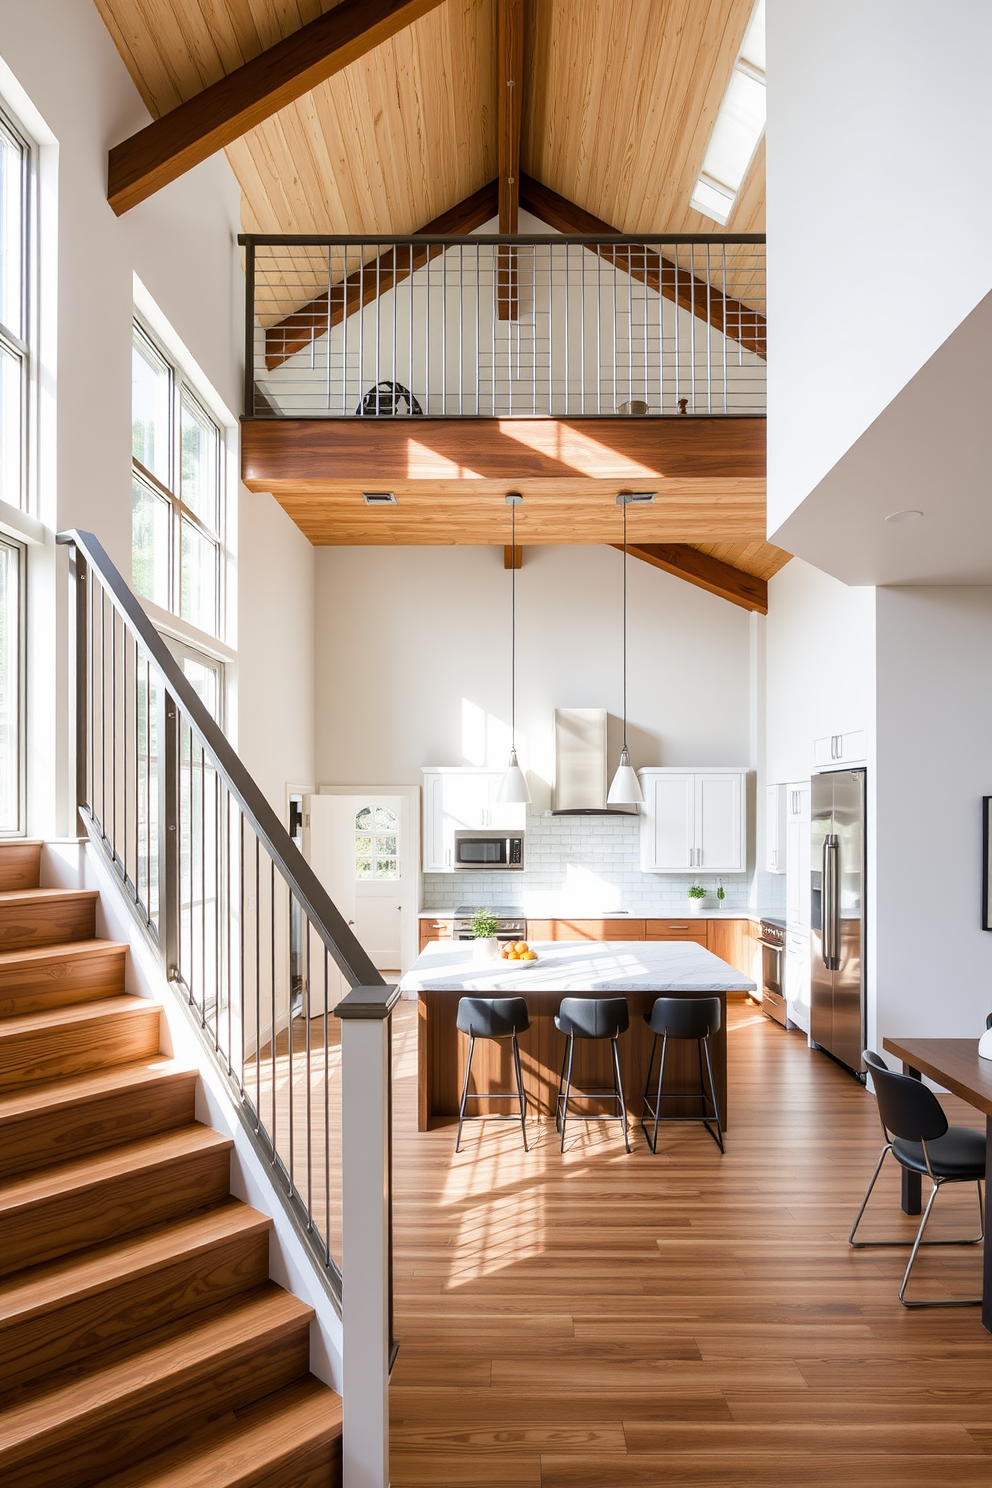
[687,884,707,916]
[471,908,500,963]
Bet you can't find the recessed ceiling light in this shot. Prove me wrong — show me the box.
[885,509,923,524]
[617,491,656,504]
[362,492,397,505]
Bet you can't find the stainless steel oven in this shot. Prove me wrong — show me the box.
[758,919,788,1026]
[453,830,524,870]
[453,906,527,942]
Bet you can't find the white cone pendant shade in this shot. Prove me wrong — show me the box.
[607,746,644,805]
[497,747,531,804]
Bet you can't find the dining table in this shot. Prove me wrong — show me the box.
[883,1035,992,1332]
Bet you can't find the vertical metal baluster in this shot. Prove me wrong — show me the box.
[705,243,712,414]
[375,242,381,411]
[99,590,106,837]
[490,241,496,415]
[596,246,602,414]
[458,242,463,414]
[324,946,330,1266]
[238,813,244,1087]
[580,245,586,413]
[425,239,431,416]
[612,240,619,414]
[358,251,365,418]
[306,918,312,1227]
[271,858,277,1161]
[441,240,447,415]
[689,246,696,412]
[255,837,261,1132]
[145,653,151,927]
[474,243,480,416]
[562,244,569,414]
[287,885,295,1197]
[340,247,348,418]
[391,242,398,401]
[722,243,728,412]
[200,738,206,1022]
[673,244,680,414]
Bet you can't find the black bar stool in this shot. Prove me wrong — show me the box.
[641,995,724,1152]
[455,996,530,1152]
[555,997,630,1153]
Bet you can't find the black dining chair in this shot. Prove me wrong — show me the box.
[555,997,630,1153]
[455,997,530,1153]
[849,1049,985,1307]
[641,995,724,1152]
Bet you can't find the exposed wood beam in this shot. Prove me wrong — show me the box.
[503,545,523,569]
[496,0,524,321]
[108,0,446,215]
[263,181,499,370]
[620,542,769,613]
[520,175,766,360]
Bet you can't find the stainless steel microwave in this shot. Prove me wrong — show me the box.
[453,830,525,870]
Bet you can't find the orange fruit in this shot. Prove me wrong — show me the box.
[513,941,528,953]
[507,951,520,960]
[522,951,537,961]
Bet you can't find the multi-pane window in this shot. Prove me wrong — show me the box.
[0,108,30,512]
[0,536,24,834]
[355,805,399,880]
[132,323,224,636]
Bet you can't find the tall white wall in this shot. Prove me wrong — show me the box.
[313,543,752,793]
[0,0,314,830]
[766,0,992,533]
[874,587,992,1042]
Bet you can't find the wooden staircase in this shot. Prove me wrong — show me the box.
[0,842,342,1487]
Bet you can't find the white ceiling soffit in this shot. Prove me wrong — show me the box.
[769,287,992,586]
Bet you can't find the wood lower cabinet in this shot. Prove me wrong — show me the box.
[419,917,454,951]
[527,919,645,942]
[644,918,709,946]
[707,919,755,982]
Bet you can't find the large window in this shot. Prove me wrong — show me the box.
[132,322,225,637]
[0,107,30,512]
[0,535,24,834]
[355,804,399,880]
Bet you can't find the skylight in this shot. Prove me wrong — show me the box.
[691,0,765,226]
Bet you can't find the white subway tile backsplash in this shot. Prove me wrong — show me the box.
[423,809,750,914]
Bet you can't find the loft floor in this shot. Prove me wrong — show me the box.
[387,998,992,1486]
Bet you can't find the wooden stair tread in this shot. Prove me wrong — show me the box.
[0,1200,270,1326]
[0,1057,194,1125]
[0,1124,232,1211]
[0,1284,313,1453]
[98,1377,342,1488]
[0,994,159,1041]
[0,939,127,971]
[0,888,100,906]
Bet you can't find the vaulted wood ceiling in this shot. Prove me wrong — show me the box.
[93,0,764,237]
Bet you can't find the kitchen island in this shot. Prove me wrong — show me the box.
[400,940,756,1133]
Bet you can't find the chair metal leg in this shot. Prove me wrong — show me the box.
[611,1035,630,1152]
[455,1035,475,1153]
[641,1032,658,1126]
[559,1036,575,1153]
[702,1035,724,1151]
[555,1040,569,1133]
[850,1147,984,1250]
[899,1179,983,1308]
[511,1031,528,1152]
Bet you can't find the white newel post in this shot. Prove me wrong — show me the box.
[335,984,400,1488]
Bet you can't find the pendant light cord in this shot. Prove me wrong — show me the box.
[510,499,516,748]
[622,496,628,750]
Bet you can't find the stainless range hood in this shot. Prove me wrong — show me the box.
[552,708,637,816]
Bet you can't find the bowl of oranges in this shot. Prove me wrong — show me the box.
[501,940,539,964]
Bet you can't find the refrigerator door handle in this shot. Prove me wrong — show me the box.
[822,834,840,970]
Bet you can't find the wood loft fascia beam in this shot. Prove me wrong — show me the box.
[620,542,768,613]
[263,181,499,370]
[496,0,524,321]
[107,0,447,215]
[521,176,766,360]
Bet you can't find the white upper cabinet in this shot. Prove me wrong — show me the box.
[421,769,526,871]
[765,783,787,874]
[785,781,811,932]
[639,769,747,874]
[813,729,866,767]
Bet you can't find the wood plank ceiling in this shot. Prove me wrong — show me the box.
[92,0,783,593]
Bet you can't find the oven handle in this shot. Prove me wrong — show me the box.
[757,937,784,951]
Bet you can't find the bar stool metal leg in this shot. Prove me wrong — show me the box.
[641,1031,669,1154]
[511,1031,528,1152]
[611,1034,630,1153]
[455,1035,476,1154]
[702,1035,724,1151]
[559,1035,575,1153]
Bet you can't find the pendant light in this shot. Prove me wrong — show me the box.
[497,493,532,804]
[607,492,644,806]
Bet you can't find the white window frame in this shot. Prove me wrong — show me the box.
[132,317,227,640]
[0,103,33,515]
[355,802,400,881]
[0,531,26,837]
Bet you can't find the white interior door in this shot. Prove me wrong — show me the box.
[309,791,413,976]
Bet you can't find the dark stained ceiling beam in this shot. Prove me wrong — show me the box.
[521,175,766,360]
[496,0,524,321]
[262,181,499,371]
[620,542,769,613]
[108,0,447,215]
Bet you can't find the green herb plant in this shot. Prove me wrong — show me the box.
[716,884,726,902]
[687,884,707,901]
[471,908,500,939]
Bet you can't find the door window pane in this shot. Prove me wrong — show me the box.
[0,540,21,832]
[0,340,21,508]
[132,478,170,606]
[181,393,220,532]
[132,331,171,484]
[181,520,218,634]
[0,117,25,342]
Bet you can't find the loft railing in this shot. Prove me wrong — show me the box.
[57,529,392,1320]
[240,232,766,420]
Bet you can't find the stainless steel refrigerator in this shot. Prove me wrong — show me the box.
[810,768,866,1074]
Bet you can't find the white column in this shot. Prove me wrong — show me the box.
[336,985,399,1488]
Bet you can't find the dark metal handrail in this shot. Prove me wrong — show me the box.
[239,232,766,246]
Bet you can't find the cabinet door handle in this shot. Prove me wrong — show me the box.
[445,847,451,868]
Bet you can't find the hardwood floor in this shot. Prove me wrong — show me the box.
[387,998,992,1486]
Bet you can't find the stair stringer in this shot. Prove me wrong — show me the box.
[40,837,345,1395]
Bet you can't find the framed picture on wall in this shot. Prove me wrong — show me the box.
[983,797,992,930]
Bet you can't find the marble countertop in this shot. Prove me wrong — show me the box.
[400,938,757,994]
[417,908,784,922]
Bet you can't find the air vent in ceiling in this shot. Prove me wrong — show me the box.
[363,492,397,505]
